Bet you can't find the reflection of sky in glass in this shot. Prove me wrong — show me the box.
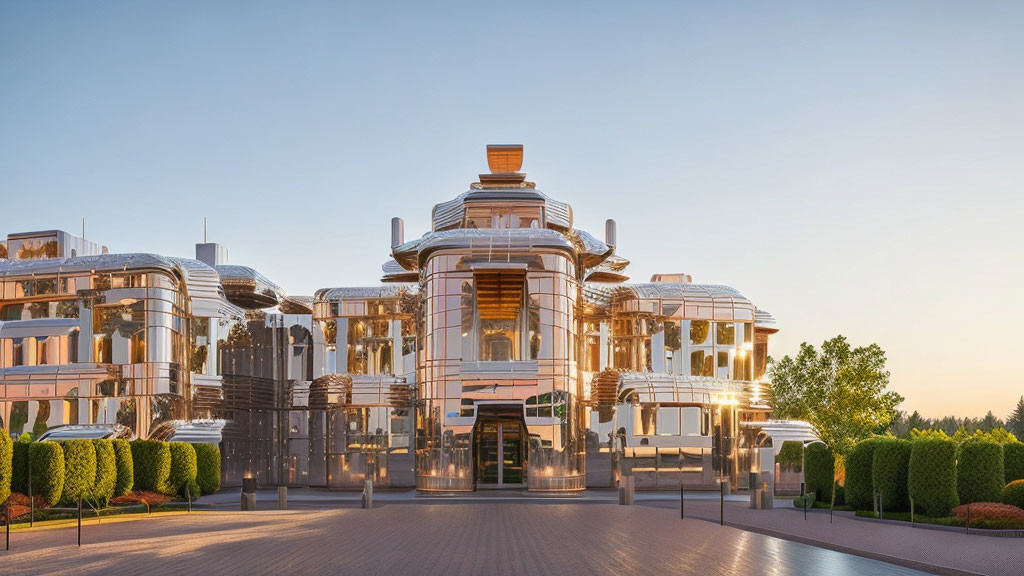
[3,3,1022,417]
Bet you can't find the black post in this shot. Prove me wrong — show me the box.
[911,498,915,527]
[719,480,725,526]
[801,482,807,520]
[28,469,33,527]
[77,496,82,547]
[680,483,684,519]
[5,500,10,551]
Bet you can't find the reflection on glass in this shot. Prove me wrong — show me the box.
[690,320,710,346]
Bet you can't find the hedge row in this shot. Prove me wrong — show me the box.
[0,429,11,504]
[957,439,1004,505]
[3,436,220,506]
[873,438,911,511]
[777,441,804,471]
[1004,443,1024,485]
[804,442,834,502]
[845,437,885,510]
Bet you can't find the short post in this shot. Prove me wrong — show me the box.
[77,496,83,547]
[966,504,970,535]
[187,485,192,514]
[720,479,725,526]
[277,486,288,510]
[241,477,256,512]
[910,498,915,526]
[879,491,883,521]
[801,482,807,520]
[5,500,10,551]
[680,483,685,519]
[362,479,373,510]
[28,473,34,527]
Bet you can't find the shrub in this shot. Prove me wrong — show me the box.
[60,439,97,504]
[952,502,1024,530]
[958,439,1004,505]
[1002,479,1024,510]
[11,440,29,495]
[194,444,221,496]
[0,429,11,505]
[873,438,912,511]
[804,442,834,502]
[792,494,814,509]
[1004,442,1024,484]
[112,439,134,497]
[908,438,958,517]
[131,440,171,493]
[845,438,885,510]
[29,441,65,506]
[167,442,197,497]
[91,439,117,505]
[777,441,803,471]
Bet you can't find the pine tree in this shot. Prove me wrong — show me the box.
[1008,396,1024,442]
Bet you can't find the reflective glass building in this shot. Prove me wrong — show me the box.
[0,145,782,492]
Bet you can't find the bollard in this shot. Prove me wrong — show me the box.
[278,486,288,510]
[5,500,10,551]
[911,498,915,527]
[28,477,34,528]
[720,479,725,526]
[966,504,970,535]
[680,483,685,519]
[77,497,83,547]
[241,477,257,512]
[362,479,374,509]
[625,476,635,506]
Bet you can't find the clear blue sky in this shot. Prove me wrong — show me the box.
[2,2,1022,418]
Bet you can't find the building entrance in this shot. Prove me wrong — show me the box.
[473,406,526,488]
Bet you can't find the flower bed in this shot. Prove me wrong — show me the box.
[952,502,1024,530]
[110,490,170,508]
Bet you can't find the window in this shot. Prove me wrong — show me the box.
[682,407,703,436]
[346,319,393,375]
[474,270,526,362]
[659,407,680,436]
[664,320,683,374]
[716,322,735,345]
[690,321,710,346]
[690,349,713,377]
[634,404,657,436]
[526,393,557,418]
[717,351,730,379]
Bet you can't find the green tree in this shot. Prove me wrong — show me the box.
[768,335,903,457]
[979,411,1003,433]
[1008,396,1024,442]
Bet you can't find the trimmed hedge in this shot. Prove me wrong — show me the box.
[112,439,134,497]
[11,440,29,495]
[1004,442,1024,484]
[777,441,804,471]
[804,442,834,502]
[872,438,911,511]
[168,442,198,497]
[909,438,958,517]
[131,440,171,493]
[845,438,885,510]
[91,439,117,505]
[1003,479,1024,510]
[0,429,11,505]
[29,441,65,506]
[194,444,221,496]
[60,439,97,504]
[957,439,1004,505]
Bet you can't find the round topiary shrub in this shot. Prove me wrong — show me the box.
[909,437,958,517]
[777,441,804,471]
[60,439,97,504]
[29,441,65,506]
[1004,442,1024,484]
[873,438,912,512]
[91,439,117,505]
[958,439,1004,505]
[11,439,30,495]
[804,442,834,503]
[167,442,197,497]
[845,437,885,510]
[1003,479,1024,510]
[131,440,171,493]
[0,429,12,505]
[112,439,134,497]
[194,444,221,496]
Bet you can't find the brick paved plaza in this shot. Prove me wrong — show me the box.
[0,503,945,576]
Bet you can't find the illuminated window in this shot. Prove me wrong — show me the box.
[474,270,526,362]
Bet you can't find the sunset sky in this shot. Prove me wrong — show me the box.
[2,2,1021,418]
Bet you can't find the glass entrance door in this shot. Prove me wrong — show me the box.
[476,420,525,487]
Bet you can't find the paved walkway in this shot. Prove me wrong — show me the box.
[1,504,932,576]
[642,499,1022,576]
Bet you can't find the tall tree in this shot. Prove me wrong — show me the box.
[1008,396,1024,442]
[769,335,903,456]
[979,411,1002,433]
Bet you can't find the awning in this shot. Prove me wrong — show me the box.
[0,318,79,339]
